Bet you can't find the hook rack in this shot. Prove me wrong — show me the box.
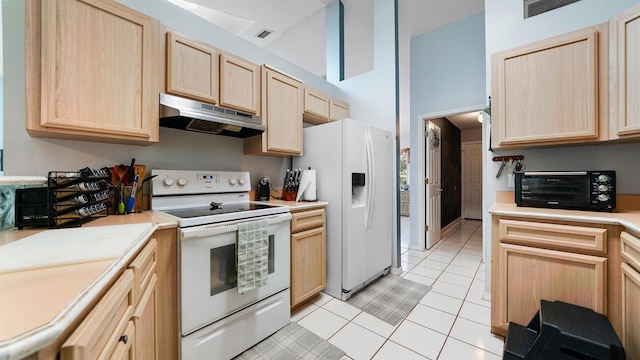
[492,155,524,162]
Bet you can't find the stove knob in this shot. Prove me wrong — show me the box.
[238,177,246,185]
[598,194,610,202]
[598,174,609,183]
[229,178,237,185]
[598,184,609,192]
[163,177,174,186]
[177,178,187,186]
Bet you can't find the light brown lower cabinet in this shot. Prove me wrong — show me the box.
[620,231,640,358]
[290,207,326,308]
[491,217,609,337]
[54,227,178,360]
[60,270,136,359]
[61,239,158,359]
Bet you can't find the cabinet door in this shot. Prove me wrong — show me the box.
[133,274,158,360]
[220,53,260,114]
[291,226,326,307]
[491,24,607,148]
[495,243,606,335]
[167,31,220,104]
[613,4,640,137]
[244,66,303,156]
[26,0,160,144]
[621,263,640,359]
[329,99,350,121]
[303,88,330,124]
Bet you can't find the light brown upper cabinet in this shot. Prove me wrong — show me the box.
[329,99,350,121]
[245,66,303,156]
[303,87,330,124]
[25,0,162,145]
[220,53,261,114]
[491,23,609,149]
[303,87,350,124]
[167,31,220,104]
[611,4,640,139]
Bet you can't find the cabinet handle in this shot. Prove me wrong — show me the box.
[119,334,129,344]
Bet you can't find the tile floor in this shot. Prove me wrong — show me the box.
[291,217,505,360]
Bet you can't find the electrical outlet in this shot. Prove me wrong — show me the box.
[508,173,515,188]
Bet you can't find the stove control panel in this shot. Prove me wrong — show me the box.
[151,170,251,196]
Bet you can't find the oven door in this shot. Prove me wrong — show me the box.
[179,212,291,335]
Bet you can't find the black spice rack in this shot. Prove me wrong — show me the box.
[47,168,113,228]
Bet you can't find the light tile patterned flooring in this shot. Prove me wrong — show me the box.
[291,217,505,360]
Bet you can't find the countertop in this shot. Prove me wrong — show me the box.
[0,211,178,360]
[257,199,328,211]
[488,203,640,234]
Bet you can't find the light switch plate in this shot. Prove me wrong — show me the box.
[508,173,515,188]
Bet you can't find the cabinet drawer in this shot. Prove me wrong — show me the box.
[109,320,135,359]
[129,239,157,304]
[291,209,325,233]
[621,231,640,270]
[498,219,607,254]
[61,270,135,359]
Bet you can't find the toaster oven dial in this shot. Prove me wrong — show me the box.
[598,174,610,183]
[163,177,174,186]
[598,184,609,192]
[177,178,188,186]
[597,194,610,202]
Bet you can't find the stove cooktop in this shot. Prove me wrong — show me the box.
[163,203,278,219]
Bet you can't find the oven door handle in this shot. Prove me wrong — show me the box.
[180,213,292,240]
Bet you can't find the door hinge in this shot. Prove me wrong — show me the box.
[424,178,428,184]
[424,225,429,231]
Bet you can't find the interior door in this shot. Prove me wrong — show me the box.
[463,142,483,219]
[425,121,442,249]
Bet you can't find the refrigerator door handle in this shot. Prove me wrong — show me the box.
[365,130,375,230]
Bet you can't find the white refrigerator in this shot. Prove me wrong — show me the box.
[293,119,393,300]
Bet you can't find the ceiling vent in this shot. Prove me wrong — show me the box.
[524,0,581,18]
[255,29,273,39]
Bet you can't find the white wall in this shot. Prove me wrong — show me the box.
[328,0,396,135]
[265,9,327,79]
[482,0,640,290]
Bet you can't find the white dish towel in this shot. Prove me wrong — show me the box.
[237,219,270,293]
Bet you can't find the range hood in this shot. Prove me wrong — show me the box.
[159,93,264,138]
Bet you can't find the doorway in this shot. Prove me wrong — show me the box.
[462,141,483,220]
[418,106,483,251]
[424,120,442,250]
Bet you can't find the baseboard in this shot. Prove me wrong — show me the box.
[441,217,462,238]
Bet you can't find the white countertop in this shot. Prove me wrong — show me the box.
[0,222,157,360]
[0,176,47,186]
[489,203,640,235]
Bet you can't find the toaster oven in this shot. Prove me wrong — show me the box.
[515,171,616,212]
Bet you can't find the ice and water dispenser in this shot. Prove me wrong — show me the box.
[352,172,366,206]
